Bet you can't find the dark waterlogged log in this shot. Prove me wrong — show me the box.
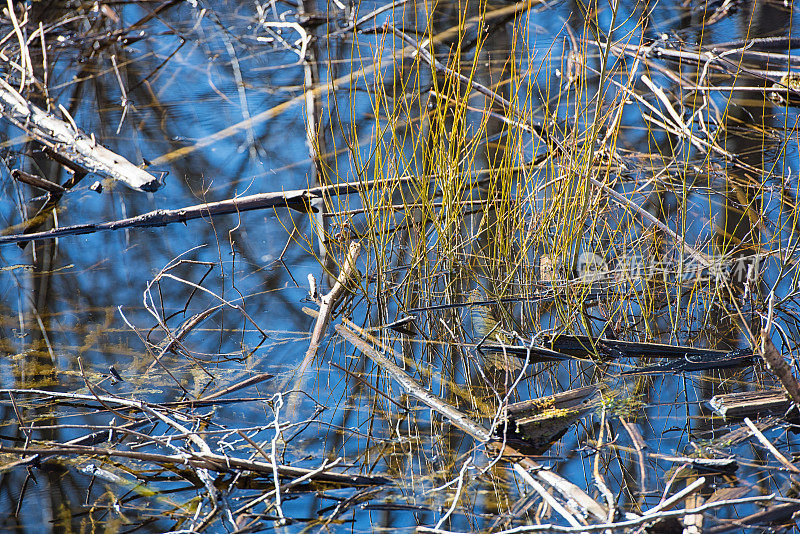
[482,335,754,373]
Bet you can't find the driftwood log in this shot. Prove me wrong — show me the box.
[0,78,161,192]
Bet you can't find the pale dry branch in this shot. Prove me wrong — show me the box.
[0,78,160,192]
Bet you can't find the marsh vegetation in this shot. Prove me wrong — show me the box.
[2,1,800,532]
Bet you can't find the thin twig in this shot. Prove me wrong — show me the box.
[743,417,800,474]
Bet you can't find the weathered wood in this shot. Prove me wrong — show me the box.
[506,385,600,417]
[0,78,161,192]
[502,386,601,454]
[709,390,790,420]
[0,176,414,246]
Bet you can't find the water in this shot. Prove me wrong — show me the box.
[1,1,800,532]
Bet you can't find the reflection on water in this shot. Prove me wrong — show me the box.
[0,0,799,531]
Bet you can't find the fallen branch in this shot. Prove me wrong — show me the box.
[0,175,414,246]
[0,387,389,486]
[11,169,66,194]
[0,78,160,192]
[281,242,362,407]
[0,443,388,486]
[304,242,362,366]
[744,417,800,474]
[336,323,608,523]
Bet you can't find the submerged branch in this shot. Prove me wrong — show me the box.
[305,242,362,361]
[0,443,388,486]
[280,241,362,394]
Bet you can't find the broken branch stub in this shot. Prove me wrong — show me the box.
[0,78,161,193]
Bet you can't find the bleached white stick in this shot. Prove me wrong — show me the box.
[0,77,160,192]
